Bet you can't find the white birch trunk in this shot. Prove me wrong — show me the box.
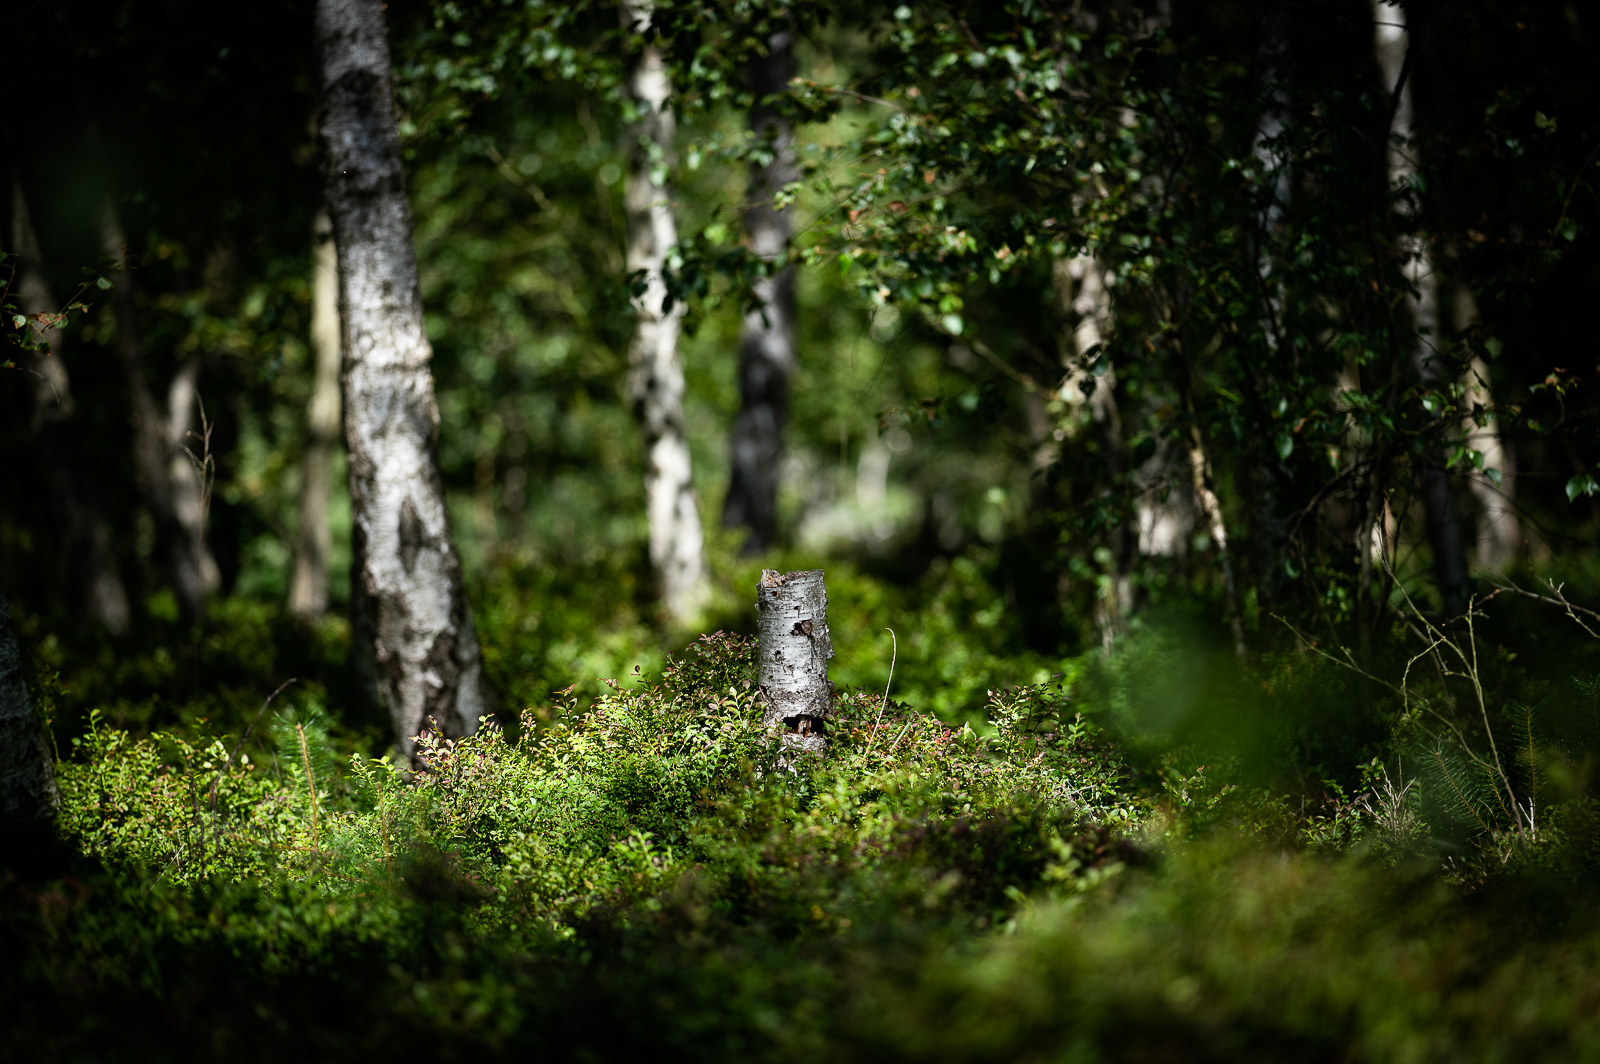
[622,0,708,624]
[0,589,56,821]
[724,29,799,554]
[289,211,343,618]
[316,0,492,755]
[1374,0,1468,613]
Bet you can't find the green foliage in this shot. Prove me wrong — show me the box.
[12,633,1600,1058]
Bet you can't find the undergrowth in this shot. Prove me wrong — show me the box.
[12,601,1600,1060]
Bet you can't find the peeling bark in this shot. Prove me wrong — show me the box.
[724,29,799,555]
[289,210,343,618]
[0,588,57,822]
[8,173,130,634]
[316,0,493,755]
[756,568,833,755]
[621,0,708,624]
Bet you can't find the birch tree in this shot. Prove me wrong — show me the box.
[1373,0,1468,614]
[723,28,799,556]
[316,0,493,754]
[621,0,708,624]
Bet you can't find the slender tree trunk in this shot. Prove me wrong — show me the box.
[621,0,708,624]
[1447,285,1523,568]
[1055,255,1140,647]
[101,203,221,624]
[316,0,493,755]
[0,588,56,822]
[724,28,799,555]
[1462,354,1521,567]
[1185,423,1247,659]
[8,173,130,634]
[1240,3,1295,607]
[1373,0,1468,615]
[289,210,342,618]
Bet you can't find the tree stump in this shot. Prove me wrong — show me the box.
[756,568,833,755]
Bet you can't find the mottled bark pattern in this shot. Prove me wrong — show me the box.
[756,568,833,755]
[724,31,800,554]
[317,0,492,754]
[622,0,708,624]
[290,211,343,618]
[0,590,57,821]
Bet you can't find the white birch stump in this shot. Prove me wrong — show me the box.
[756,569,833,755]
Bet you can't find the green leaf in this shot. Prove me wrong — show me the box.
[1483,468,1502,489]
[1566,474,1598,502]
[11,314,25,329]
[1275,434,1293,461]
[940,313,964,336]
[96,276,113,290]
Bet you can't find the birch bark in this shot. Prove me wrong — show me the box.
[621,0,708,624]
[723,29,799,555]
[316,0,492,754]
[756,568,832,755]
[1373,0,1468,614]
[289,210,343,618]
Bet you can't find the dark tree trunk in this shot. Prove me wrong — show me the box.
[316,0,493,756]
[7,170,130,635]
[757,568,833,755]
[102,203,220,625]
[0,589,57,822]
[723,29,800,555]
